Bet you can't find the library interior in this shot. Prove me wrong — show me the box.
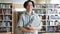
[0,0,60,34]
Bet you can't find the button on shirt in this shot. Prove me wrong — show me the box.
[17,12,42,34]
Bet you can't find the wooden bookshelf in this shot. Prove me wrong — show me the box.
[0,3,14,34]
[0,32,11,34]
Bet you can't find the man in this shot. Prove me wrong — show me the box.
[17,0,42,34]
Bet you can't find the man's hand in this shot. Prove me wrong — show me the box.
[28,25,34,30]
[28,25,40,30]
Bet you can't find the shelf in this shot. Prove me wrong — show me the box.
[0,26,12,27]
[38,14,60,15]
[4,14,12,16]
[39,31,46,33]
[0,32,12,34]
[47,25,58,26]
[33,8,60,9]
[4,20,12,21]
[42,25,46,26]
[0,14,12,16]
[0,20,12,22]
[0,20,3,21]
[34,13,46,15]
[0,3,13,34]
[0,8,12,9]
[0,14,3,15]
[46,14,58,15]
[42,19,46,20]
[2,20,12,21]
[33,8,46,9]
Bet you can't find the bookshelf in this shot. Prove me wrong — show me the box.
[0,3,13,34]
[33,4,60,33]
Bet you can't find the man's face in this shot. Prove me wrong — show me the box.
[26,2,33,11]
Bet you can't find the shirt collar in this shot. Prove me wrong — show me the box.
[25,11,35,16]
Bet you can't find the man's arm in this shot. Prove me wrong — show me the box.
[17,15,34,32]
[28,25,40,30]
[28,21,42,30]
[32,26,40,30]
[18,26,35,32]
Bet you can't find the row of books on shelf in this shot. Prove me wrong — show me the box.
[34,4,60,8]
[47,9,58,14]
[0,22,11,27]
[34,9,60,14]
[48,20,60,26]
[0,4,12,8]
[47,15,60,19]
[0,15,12,21]
[41,15,60,20]
[48,22,60,26]
[34,9,46,14]
[38,15,60,20]
[47,26,60,32]
[41,20,60,26]
[0,22,11,32]
[40,26,60,32]
[0,27,11,32]
[0,9,12,15]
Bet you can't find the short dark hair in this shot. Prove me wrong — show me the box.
[23,0,35,8]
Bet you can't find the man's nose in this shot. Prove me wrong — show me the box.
[28,5,32,7]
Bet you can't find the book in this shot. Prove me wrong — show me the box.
[50,21,56,26]
[3,9,6,14]
[0,4,2,8]
[0,22,2,26]
[6,22,10,27]
[47,26,54,32]
[6,27,10,32]
[6,22,10,32]
[4,16,11,21]
[46,4,54,8]
[0,9,2,14]
[5,4,11,8]
[6,10,10,15]
[5,16,10,20]
[2,22,6,27]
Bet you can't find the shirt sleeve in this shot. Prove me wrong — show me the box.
[17,15,24,27]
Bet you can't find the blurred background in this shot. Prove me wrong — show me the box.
[0,0,60,34]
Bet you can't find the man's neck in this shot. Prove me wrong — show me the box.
[26,10,32,16]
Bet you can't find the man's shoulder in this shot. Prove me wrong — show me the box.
[34,13,39,16]
[20,12,26,17]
